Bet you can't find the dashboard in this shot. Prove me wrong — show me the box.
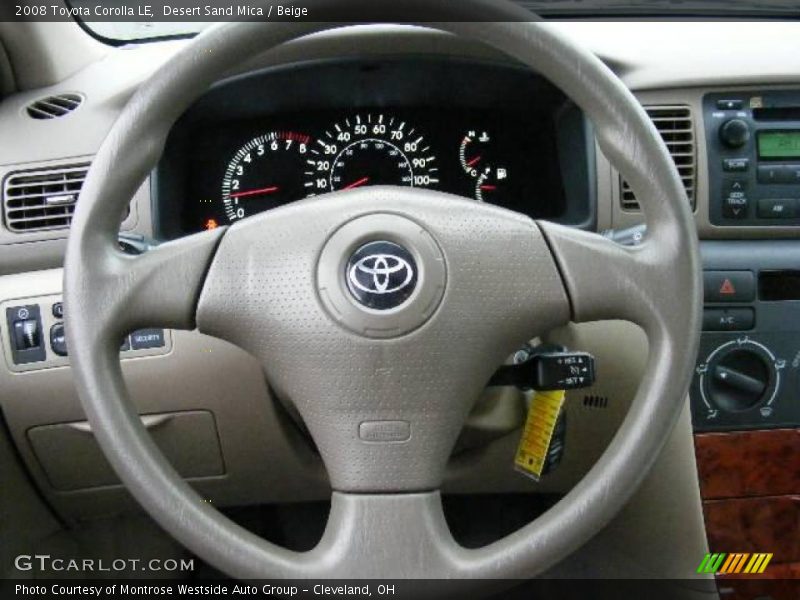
[154,59,595,238]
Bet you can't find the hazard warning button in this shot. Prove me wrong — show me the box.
[703,270,755,303]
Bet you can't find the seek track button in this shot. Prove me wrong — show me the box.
[722,180,748,219]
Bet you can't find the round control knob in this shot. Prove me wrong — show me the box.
[708,348,769,412]
[699,338,784,416]
[719,118,751,149]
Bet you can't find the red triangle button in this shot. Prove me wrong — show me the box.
[719,278,736,295]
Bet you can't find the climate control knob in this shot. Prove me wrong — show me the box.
[698,339,782,414]
[719,118,751,149]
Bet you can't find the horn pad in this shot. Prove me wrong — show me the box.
[316,212,446,338]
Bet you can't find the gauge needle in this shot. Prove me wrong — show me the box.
[480,184,497,191]
[466,155,482,167]
[229,185,280,199]
[342,176,370,190]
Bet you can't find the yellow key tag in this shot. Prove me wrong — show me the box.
[514,389,566,481]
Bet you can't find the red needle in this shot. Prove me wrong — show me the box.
[229,185,279,199]
[466,155,482,167]
[480,185,497,191]
[342,176,370,190]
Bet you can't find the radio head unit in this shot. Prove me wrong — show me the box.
[705,91,800,226]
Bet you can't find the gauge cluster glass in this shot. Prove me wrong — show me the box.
[165,106,570,234]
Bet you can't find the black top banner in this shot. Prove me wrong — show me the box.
[1,0,542,23]
[4,0,800,23]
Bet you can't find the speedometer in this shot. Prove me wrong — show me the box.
[304,114,438,196]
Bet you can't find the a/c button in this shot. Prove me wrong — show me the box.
[702,308,755,331]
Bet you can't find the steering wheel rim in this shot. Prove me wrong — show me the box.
[63,3,702,581]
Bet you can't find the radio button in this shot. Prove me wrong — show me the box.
[784,165,800,183]
[722,180,749,219]
[757,198,797,219]
[722,158,749,172]
[756,165,786,183]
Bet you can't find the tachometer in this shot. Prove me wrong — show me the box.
[221,131,311,222]
[304,114,438,196]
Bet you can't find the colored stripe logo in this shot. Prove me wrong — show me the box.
[697,553,772,574]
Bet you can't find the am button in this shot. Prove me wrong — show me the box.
[757,198,797,219]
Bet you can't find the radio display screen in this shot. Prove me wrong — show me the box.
[757,131,800,159]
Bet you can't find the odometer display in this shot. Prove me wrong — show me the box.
[305,114,438,196]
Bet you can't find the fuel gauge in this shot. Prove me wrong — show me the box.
[475,165,509,202]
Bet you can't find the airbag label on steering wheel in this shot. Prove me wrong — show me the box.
[514,389,566,481]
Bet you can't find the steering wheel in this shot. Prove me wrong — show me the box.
[64,1,701,581]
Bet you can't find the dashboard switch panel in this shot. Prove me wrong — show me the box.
[1,294,172,373]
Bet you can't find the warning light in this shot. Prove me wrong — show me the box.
[719,278,736,295]
[204,219,219,231]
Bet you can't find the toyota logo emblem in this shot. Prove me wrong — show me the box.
[346,241,417,310]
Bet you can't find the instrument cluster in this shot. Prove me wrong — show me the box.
[171,107,568,233]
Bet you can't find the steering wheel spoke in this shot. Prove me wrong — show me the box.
[65,228,225,350]
[538,221,674,328]
[307,492,467,577]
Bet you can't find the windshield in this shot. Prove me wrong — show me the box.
[70,0,800,43]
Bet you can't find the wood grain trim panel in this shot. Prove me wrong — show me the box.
[704,496,800,564]
[694,429,800,500]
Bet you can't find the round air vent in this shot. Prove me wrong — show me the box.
[26,93,83,120]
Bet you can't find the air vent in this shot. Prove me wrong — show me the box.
[26,93,83,120]
[620,105,696,212]
[3,164,88,232]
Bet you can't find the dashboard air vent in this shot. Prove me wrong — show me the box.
[620,106,696,212]
[3,164,89,232]
[26,93,83,120]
